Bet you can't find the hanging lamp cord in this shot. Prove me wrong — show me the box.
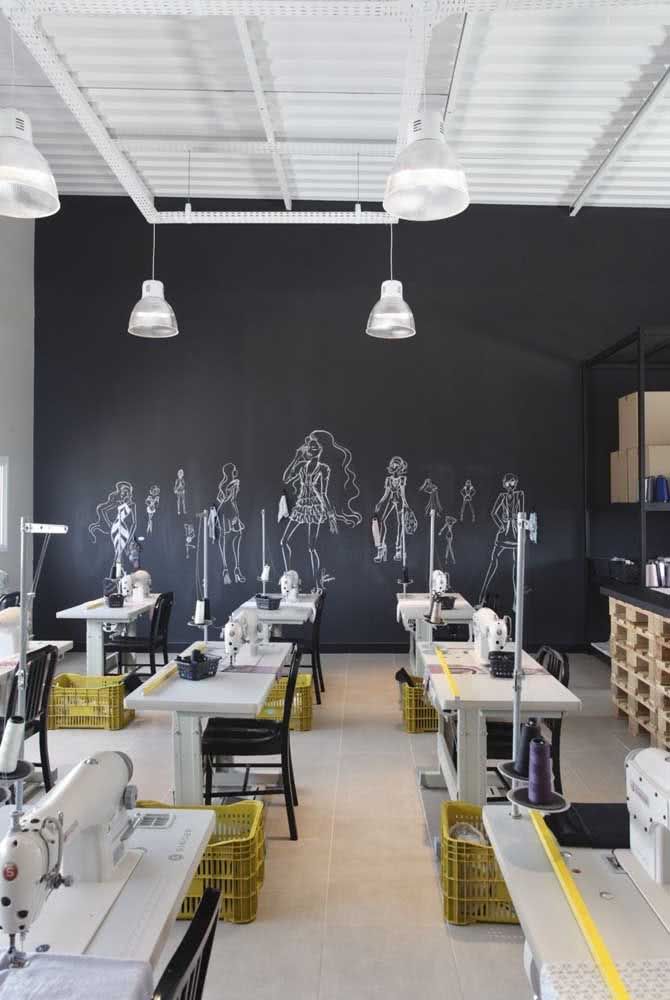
[389,221,394,281]
[151,223,156,280]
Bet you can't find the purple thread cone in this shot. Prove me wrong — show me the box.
[513,718,541,777]
[528,737,553,804]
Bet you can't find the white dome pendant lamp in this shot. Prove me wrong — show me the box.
[383,112,468,222]
[366,222,415,340]
[0,108,60,219]
[128,224,179,339]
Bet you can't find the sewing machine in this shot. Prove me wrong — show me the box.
[471,606,507,662]
[0,607,20,657]
[279,570,300,601]
[627,747,670,884]
[221,617,243,664]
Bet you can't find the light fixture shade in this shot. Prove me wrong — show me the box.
[366,279,415,340]
[128,279,179,339]
[0,109,60,219]
[383,114,468,222]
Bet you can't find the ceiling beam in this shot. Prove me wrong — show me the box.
[19,0,667,12]
[120,138,397,158]
[2,5,157,222]
[233,15,292,209]
[570,62,670,216]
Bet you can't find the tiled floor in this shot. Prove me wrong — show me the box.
[34,649,642,999]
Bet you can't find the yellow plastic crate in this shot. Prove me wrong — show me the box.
[48,674,134,730]
[402,677,438,733]
[258,674,313,731]
[441,802,518,926]
[139,801,265,924]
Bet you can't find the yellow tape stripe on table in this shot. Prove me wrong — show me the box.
[530,810,630,1000]
[434,647,460,700]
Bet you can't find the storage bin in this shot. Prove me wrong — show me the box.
[259,673,313,731]
[48,673,133,730]
[441,801,518,926]
[401,677,438,733]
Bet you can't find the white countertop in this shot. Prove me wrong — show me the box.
[233,594,316,623]
[57,595,157,622]
[396,593,474,625]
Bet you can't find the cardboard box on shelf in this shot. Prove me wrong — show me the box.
[627,445,670,502]
[619,392,670,452]
[611,450,629,503]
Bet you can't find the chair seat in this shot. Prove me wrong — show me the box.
[104,636,154,650]
[202,717,282,756]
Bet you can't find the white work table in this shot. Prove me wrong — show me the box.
[126,641,292,805]
[57,595,157,676]
[1,804,213,970]
[233,593,317,625]
[483,804,670,999]
[396,592,473,671]
[418,641,581,804]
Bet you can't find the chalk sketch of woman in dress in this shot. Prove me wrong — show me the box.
[439,514,457,566]
[419,478,443,518]
[374,457,417,563]
[174,469,187,516]
[216,463,246,585]
[281,429,361,589]
[478,473,524,605]
[145,485,160,535]
[88,480,137,574]
[460,479,476,523]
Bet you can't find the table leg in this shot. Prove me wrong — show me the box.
[173,712,203,805]
[456,707,487,805]
[86,620,105,676]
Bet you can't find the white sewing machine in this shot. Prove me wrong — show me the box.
[221,617,243,664]
[471,606,508,662]
[0,607,20,657]
[279,570,300,601]
[627,747,670,884]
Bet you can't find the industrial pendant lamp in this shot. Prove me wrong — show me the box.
[0,108,60,219]
[383,112,469,222]
[128,224,179,339]
[366,223,415,340]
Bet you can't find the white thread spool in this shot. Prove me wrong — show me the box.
[0,716,25,774]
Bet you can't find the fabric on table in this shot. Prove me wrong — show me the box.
[540,959,670,1000]
[546,803,630,850]
[0,953,153,1000]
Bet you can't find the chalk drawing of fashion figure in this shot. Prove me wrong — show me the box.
[88,480,137,574]
[145,485,160,535]
[184,523,195,559]
[439,515,457,566]
[374,457,417,563]
[281,429,362,589]
[174,469,187,516]
[460,479,476,523]
[478,473,525,606]
[419,478,443,518]
[216,463,246,585]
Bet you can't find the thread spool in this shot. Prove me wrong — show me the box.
[528,737,553,805]
[194,600,205,625]
[513,719,542,779]
[0,716,25,774]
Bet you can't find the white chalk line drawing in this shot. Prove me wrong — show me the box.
[478,473,525,606]
[460,479,476,523]
[216,462,246,585]
[419,478,443,518]
[174,468,187,516]
[145,484,160,535]
[439,514,457,566]
[184,523,196,559]
[281,429,361,590]
[373,456,417,564]
[89,480,137,575]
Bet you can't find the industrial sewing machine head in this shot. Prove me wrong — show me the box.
[472,606,500,662]
[130,569,152,601]
[221,617,243,665]
[0,608,20,658]
[279,571,300,601]
[626,747,670,884]
[0,751,137,966]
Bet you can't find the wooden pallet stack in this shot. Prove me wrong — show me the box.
[609,597,670,749]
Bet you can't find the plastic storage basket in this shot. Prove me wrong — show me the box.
[48,674,134,730]
[441,801,518,926]
[177,655,220,681]
[258,674,313,731]
[401,677,438,733]
[138,800,265,924]
[255,594,281,610]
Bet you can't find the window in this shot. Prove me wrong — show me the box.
[0,458,7,552]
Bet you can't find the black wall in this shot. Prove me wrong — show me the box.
[33,198,670,649]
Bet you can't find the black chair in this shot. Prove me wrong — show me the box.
[487,646,570,794]
[152,888,220,1000]
[272,590,326,704]
[203,645,301,840]
[4,645,58,791]
[104,592,174,676]
[0,592,20,611]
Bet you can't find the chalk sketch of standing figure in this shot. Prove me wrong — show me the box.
[439,515,457,566]
[419,478,443,518]
[460,479,476,523]
[216,463,246,585]
[88,480,137,574]
[281,429,361,589]
[174,469,187,516]
[478,473,525,606]
[374,457,417,563]
[145,485,160,535]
